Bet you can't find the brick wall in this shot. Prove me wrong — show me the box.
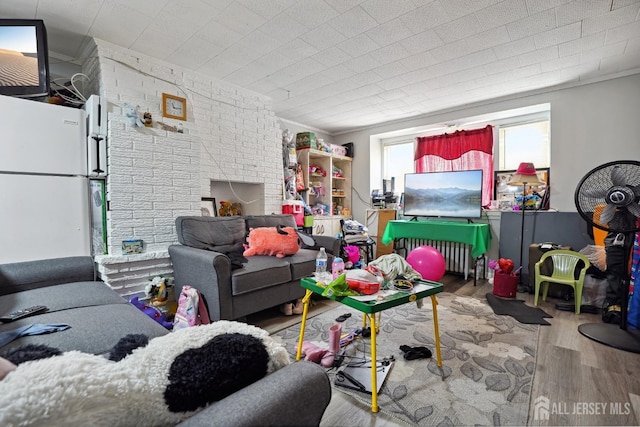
[83,39,282,296]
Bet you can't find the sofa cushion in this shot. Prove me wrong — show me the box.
[244,214,296,230]
[176,216,246,252]
[0,281,127,315]
[0,304,168,355]
[287,249,318,280]
[231,257,292,296]
[0,256,96,296]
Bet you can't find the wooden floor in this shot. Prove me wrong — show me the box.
[253,274,640,426]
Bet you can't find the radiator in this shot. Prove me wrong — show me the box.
[395,238,472,280]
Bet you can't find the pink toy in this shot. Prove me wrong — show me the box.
[243,226,301,258]
[301,341,329,364]
[343,245,360,264]
[406,245,446,282]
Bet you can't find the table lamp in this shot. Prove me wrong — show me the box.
[508,162,544,288]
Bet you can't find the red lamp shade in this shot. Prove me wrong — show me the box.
[508,162,544,186]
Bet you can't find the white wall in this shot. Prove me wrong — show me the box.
[333,73,640,225]
[83,39,282,295]
[80,36,639,295]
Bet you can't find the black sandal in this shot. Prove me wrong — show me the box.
[335,313,352,322]
[399,345,432,360]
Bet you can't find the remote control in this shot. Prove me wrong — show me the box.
[0,305,48,322]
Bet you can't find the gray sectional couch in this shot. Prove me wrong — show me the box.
[0,256,332,426]
[169,214,340,321]
[0,256,168,354]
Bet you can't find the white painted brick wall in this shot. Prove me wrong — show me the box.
[83,39,283,296]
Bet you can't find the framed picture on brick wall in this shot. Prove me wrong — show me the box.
[201,197,217,217]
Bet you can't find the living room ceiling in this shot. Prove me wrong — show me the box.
[3,0,640,134]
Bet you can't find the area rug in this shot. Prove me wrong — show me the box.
[271,292,539,426]
[485,293,553,325]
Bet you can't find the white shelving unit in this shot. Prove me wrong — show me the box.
[298,148,352,236]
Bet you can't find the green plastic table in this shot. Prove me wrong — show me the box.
[296,277,444,413]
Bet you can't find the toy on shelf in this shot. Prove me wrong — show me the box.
[309,181,324,197]
[123,103,144,127]
[309,165,326,177]
[316,138,331,153]
[310,203,329,216]
[219,201,242,216]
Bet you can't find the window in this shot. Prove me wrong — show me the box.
[381,109,551,194]
[498,120,550,170]
[382,141,414,195]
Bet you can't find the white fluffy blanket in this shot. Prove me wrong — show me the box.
[0,321,290,427]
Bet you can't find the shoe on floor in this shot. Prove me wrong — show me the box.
[292,299,304,314]
[399,345,432,360]
[280,302,293,316]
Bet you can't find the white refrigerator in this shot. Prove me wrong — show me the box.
[0,95,106,263]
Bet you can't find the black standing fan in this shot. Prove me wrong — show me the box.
[574,160,640,353]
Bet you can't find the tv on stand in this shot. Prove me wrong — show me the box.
[403,170,484,221]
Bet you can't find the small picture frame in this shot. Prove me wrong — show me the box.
[162,93,187,121]
[122,239,144,255]
[201,197,217,217]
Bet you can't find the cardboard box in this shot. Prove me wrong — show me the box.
[296,132,316,150]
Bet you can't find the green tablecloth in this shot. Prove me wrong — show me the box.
[381,220,491,258]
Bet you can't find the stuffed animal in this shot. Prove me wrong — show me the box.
[143,112,153,127]
[243,225,301,258]
[343,245,360,264]
[219,201,243,216]
[0,321,290,426]
[123,103,144,127]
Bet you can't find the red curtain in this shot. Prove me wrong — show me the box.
[415,125,494,206]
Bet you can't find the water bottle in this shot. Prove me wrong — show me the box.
[316,247,328,274]
[332,257,345,279]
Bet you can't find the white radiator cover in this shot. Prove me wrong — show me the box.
[397,239,472,280]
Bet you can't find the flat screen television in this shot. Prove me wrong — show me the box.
[403,170,484,219]
[0,19,50,99]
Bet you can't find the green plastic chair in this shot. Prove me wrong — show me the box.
[534,249,590,314]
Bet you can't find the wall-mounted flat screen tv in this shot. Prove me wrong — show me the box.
[403,170,484,219]
[0,19,50,99]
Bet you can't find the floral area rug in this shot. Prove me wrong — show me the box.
[272,292,539,426]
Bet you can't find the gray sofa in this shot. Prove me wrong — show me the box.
[0,256,331,426]
[169,214,340,321]
[0,256,168,355]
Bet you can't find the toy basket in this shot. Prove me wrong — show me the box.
[493,271,518,298]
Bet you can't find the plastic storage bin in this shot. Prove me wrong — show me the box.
[493,271,518,298]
